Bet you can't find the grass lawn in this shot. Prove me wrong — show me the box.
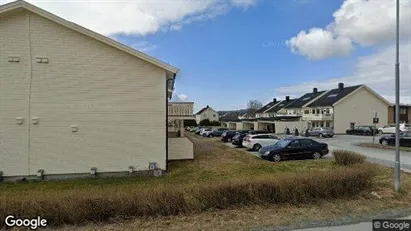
[1,133,411,230]
[357,143,411,152]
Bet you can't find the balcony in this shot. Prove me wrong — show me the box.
[168,102,194,118]
[303,113,334,121]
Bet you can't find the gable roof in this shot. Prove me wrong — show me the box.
[284,91,326,109]
[307,85,363,107]
[196,106,215,115]
[265,99,296,113]
[255,101,279,114]
[0,0,179,76]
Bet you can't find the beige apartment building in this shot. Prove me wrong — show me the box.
[0,1,180,180]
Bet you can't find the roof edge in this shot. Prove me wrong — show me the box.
[0,0,179,74]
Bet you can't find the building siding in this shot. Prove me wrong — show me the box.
[195,107,219,125]
[333,87,388,134]
[0,10,167,177]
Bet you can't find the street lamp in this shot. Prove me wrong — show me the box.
[394,0,401,192]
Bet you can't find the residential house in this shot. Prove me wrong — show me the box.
[303,83,391,133]
[388,105,411,124]
[282,88,326,116]
[0,1,180,180]
[195,105,219,125]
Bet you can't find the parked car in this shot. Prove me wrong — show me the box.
[199,127,212,136]
[242,134,279,151]
[379,131,411,147]
[221,130,249,142]
[205,128,230,137]
[258,137,329,162]
[378,123,410,134]
[231,133,248,147]
[346,126,375,136]
[307,127,334,138]
[194,127,204,134]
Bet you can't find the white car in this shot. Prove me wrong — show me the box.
[379,123,410,134]
[242,134,279,151]
[199,128,212,136]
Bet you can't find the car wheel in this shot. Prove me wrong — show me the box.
[253,144,262,151]
[381,139,388,146]
[313,152,321,159]
[272,154,281,162]
[319,133,323,138]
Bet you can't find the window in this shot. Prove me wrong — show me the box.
[316,109,320,114]
[350,123,355,129]
[304,110,310,114]
[253,135,269,139]
[278,104,284,107]
[300,139,313,147]
[326,121,330,127]
[328,94,338,98]
[400,108,407,115]
[270,135,279,139]
[302,97,310,101]
[324,108,330,114]
[288,140,300,148]
[312,109,315,114]
[213,114,216,117]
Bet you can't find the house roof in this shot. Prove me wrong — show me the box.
[255,101,279,114]
[307,85,363,107]
[196,106,214,115]
[0,1,179,76]
[284,91,326,109]
[265,99,296,113]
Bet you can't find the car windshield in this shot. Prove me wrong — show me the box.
[275,139,291,147]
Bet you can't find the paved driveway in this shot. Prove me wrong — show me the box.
[310,134,411,172]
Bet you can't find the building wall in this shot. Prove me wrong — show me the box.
[334,87,389,134]
[275,121,308,134]
[195,107,219,124]
[168,138,194,160]
[0,10,167,177]
[388,106,411,124]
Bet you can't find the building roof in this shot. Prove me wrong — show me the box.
[255,101,279,114]
[0,1,179,76]
[265,99,296,113]
[284,91,326,109]
[196,105,214,115]
[307,85,363,107]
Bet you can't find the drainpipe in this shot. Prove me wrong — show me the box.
[165,76,174,172]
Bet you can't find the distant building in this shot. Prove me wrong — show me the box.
[195,105,219,125]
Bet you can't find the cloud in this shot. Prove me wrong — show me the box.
[130,41,157,52]
[3,0,258,36]
[276,41,411,104]
[177,94,188,101]
[286,28,353,60]
[287,0,411,59]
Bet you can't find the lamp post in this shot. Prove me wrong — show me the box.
[394,0,401,192]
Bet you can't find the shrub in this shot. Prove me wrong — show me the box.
[333,150,366,166]
[199,119,221,126]
[0,164,376,227]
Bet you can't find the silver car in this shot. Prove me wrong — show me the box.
[308,127,334,138]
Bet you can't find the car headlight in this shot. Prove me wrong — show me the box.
[264,151,270,155]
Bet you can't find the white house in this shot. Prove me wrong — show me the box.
[195,105,219,125]
[0,1,181,181]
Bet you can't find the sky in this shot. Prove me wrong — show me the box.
[2,0,411,113]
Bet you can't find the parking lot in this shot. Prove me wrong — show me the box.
[213,133,411,172]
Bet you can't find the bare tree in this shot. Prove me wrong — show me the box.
[247,100,263,115]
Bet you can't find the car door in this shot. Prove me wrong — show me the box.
[267,135,279,146]
[400,132,411,147]
[310,128,318,136]
[256,135,270,147]
[283,140,302,159]
[299,139,315,158]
